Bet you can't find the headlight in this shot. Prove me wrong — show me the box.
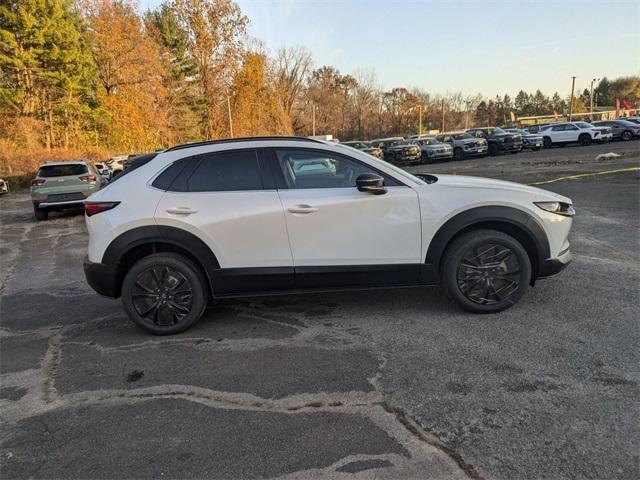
[535,201,575,217]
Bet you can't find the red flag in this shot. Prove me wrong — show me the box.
[622,100,631,110]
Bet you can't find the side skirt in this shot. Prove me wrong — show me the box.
[211,264,439,298]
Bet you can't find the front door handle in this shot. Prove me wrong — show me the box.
[166,207,198,215]
[288,204,319,214]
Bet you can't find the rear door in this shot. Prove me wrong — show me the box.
[269,148,422,288]
[154,149,294,294]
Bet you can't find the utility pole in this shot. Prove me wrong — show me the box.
[568,76,576,121]
[418,104,423,135]
[589,77,599,121]
[441,99,445,133]
[226,95,234,138]
[465,100,470,130]
[312,104,316,136]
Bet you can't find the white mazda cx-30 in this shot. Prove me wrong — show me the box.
[84,137,573,334]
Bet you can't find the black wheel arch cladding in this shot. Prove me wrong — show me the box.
[425,206,550,277]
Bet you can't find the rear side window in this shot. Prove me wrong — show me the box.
[187,150,262,192]
[152,158,192,191]
[38,164,87,177]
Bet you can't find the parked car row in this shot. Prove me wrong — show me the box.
[341,117,636,167]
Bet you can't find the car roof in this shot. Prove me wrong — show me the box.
[164,136,324,152]
[369,137,404,142]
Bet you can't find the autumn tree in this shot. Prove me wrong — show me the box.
[230,51,290,136]
[173,0,248,139]
[85,0,170,151]
[274,45,312,131]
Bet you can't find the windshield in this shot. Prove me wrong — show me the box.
[452,133,473,140]
[417,138,439,145]
[491,127,506,134]
[575,122,594,129]
[343,141,369,149]
[37,164,88,177]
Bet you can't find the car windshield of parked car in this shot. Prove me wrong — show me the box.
[575,122,594,129]
[418,138,439,145]
[452,133,473,140]
[490,127,506,134]
[37,164,88,177]
[345,142,368,149]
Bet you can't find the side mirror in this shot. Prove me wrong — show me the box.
[356,173,387,195]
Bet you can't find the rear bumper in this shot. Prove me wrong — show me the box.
[84,256,119,297]
[538,249,572,278]
[36,199,85,209]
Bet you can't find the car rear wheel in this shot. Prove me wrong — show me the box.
[442,230,531,313]
[453,147,464,161]
[621,130,633,141]
[121,253,207,335]
[33,205,48,221]
[579,133,592,146]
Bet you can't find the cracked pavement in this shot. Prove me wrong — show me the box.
[1,143,639,479]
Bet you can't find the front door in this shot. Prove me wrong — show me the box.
[271,148,422,288]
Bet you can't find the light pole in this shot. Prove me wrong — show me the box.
[568,76,576,121]
[311,104,316,136]
[441,98,445,133]
[590,77,600,121]
[226,95,234,138]
[418,104,423,135]
[465,100,471,130]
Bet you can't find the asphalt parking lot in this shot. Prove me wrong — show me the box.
[1,141,639,479]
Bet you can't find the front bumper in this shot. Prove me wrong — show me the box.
[538,248,572,278]
[84,256,119,297]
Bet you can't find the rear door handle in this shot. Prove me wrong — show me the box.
[288,204,319,214]
[166,207,198,215]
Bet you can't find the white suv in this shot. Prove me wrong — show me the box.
[84,137,574,334]
[540,121,613,147]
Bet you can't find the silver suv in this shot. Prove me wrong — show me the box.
[436,132,488,160]
[30,161,103,220]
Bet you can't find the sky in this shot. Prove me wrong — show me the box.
[139,0,640,98]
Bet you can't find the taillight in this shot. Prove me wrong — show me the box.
[79,175,96,183]
[84,201,120,217]
[31,179,46,186]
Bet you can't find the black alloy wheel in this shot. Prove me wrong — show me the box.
[457,244,521,305]
[453,147,464,161]
[543,137,552,148]
[131,266,193,325]
[621,130,633,141]
[122,253,207,334]
[579,133,592,146]
[442,229,531,313]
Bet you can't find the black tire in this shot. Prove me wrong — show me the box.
[420,152,428,164]
[121,253,208,335]
[453,147,464,161]
[488,143,499,156]
[509,151,518,155]
[34,205,48,221]
[532,147,541,151]
[442,229,532,313]
[621,130,633,141]
[543,137,552,148]
[579,133,592,146]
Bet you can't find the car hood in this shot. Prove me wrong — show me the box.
[430,174,571,202]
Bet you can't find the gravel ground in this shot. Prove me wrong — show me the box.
[1,141,638,479]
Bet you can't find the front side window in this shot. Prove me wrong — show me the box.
[551,124,565,131]
[275,150,397,189]
[187,150,262,192]
[565,124,579,131]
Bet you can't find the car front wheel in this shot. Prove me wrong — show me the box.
[442,230,532,313]
[121,253,207,335]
